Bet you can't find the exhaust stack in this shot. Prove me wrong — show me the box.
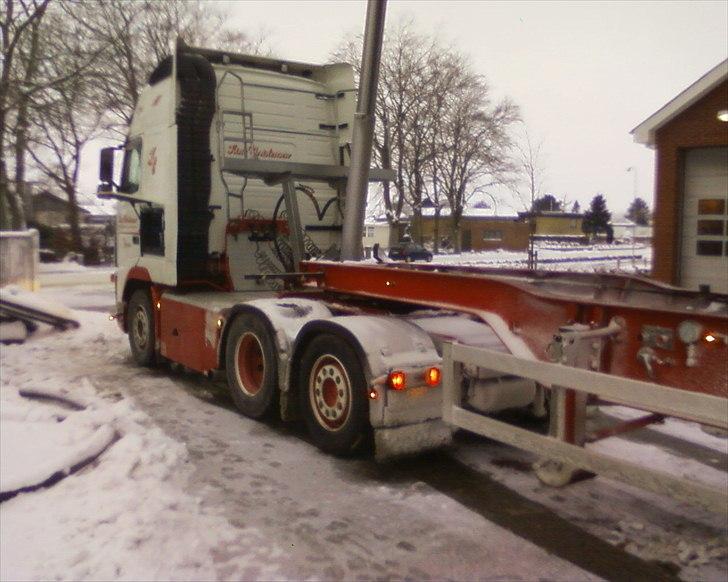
[340,0,387,261]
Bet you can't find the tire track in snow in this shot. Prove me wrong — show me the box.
[363,451,682,582]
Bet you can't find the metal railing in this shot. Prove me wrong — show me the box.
[441,341,728,516]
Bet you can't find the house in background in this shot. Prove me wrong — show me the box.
[22,188,116,263]
[362,217,408,254]
[633,59,728,293]
[517,211,585,244]
[610,218,652,243]
[415,207,589,252]
[416,207,530,252]
[25,189,91,227]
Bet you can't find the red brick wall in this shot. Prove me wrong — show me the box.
[652,81,728,284]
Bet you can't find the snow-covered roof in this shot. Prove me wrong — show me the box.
[610,219,636,227]
[81,204,117,217]
[420,206,519,219]
[632,59,728,147]
[518,211,582,219]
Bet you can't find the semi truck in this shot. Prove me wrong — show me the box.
[98,37,727,512]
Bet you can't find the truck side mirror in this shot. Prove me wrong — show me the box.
[99,147,116,189]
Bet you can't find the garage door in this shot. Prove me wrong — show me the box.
[680,147,728,294]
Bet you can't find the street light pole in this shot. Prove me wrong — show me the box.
[627,166,638,268]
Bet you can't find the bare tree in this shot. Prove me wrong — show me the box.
[0,0,50,229]
[421,50,465,252]
[26,9,104,250]
[63,0,271,134]
[4,0,268,248]
[511,125,546,212]
[333,21,440,245]
[334,23,519,251]
[435,74,519,251]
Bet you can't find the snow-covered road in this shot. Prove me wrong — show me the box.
[1,271,726,581]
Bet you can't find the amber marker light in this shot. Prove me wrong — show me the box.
[156,301,161,309]
[368,389,379,400]
[387,371,406,390]
[217,318,224,328]
[425,367,441,386]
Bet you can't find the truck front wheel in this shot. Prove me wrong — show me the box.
[298,334,370,456]
[127,289,156,366]
[225,313,278,419]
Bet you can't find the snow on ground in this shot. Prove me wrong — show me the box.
[1,285,77,322]
[39,262,114,288]
[1,309,597,581]
[0,314,285,581]
[419,242,652,275]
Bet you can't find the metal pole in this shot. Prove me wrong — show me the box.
[340,0,387,261]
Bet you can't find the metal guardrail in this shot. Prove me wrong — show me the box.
[442,342,728,516]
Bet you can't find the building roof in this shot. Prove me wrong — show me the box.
[632,59,728,147]
[33,191,91,214]
[518,211,582,219]
[420,206,520,219]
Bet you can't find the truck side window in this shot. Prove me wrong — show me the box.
[120,141,142,193]
[139,207,165,256]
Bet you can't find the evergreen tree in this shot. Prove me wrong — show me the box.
[532,194,562,212]
[626,197,650,226]
[571,200,581,213]
[583,194,612,238]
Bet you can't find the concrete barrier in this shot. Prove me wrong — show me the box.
[0,230,40,290]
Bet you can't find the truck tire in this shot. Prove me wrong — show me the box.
[225,313,278,419]
[298,334,370,456]
[127,290,156,366]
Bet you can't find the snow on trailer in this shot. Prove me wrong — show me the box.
[97,40,727,516]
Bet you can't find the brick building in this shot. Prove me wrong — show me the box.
[416,209,586,252]
[518,211,585,243]
[633,60,728,293]
[416,208,530,251]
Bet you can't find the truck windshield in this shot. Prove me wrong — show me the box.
[119,141,142,193]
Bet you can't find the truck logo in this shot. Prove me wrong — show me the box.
[226,143,292,160]
[147,147,158,175]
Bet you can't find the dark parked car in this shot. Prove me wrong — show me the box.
[388,242,433,262]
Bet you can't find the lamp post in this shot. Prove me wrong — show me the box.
[626,166,638,268]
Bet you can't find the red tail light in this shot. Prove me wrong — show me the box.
[387,371,406,390]
[425,367,441,386]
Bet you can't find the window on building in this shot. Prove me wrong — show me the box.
[696,198,727,256]
[697,220,724,236]
[365,226,375,238]
[482,229,503,241]
[698,199,725,215]
[697,240,723,256]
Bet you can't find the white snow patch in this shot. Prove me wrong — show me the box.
[0,285,76,322]
[0,372,284,580]
[605,405,728,454]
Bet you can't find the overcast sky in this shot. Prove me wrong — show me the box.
[80,0,728,215]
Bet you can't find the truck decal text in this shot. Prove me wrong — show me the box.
[226,143,292,160]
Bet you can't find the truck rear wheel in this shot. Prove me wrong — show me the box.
[298,334,370,456]
[225,313,278,419]
[127,289,156,366]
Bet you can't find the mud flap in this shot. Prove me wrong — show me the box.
[374,420,452,461]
